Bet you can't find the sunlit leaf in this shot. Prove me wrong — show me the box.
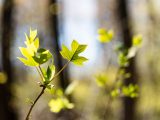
[95,74,108,87]
[0,72,7,84]
[18,28,41,66]
[122,84,139,98]
[97,28,114,43]
[48,97,74,113]
[47,64,55,81]
[29,28,37,42]
[33,48,52,64]
[17,57,39,66]
[118,53,129,67]
[111,89,120,98]
[132,34,142,47]
[60,40,88,65]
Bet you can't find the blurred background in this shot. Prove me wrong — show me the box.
[0,0,160,120]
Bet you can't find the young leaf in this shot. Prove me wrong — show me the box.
[17,57,39,66]
[48,97,74,113]
[29,28,37,42]
[118,53,129,67]
[18,28,53,66]
[122,84,139,98]
[18,28,40,66]
[45,65,55,82]
[132,34,142,47]
[33,48,52,64]
[41,64,55,84]
[60,40,88,65]
[95,74,108,87]
[111,89,120,98]
[97,28,114,43]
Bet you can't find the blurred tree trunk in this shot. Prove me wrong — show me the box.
[146,0,159,85]
[0,0,17,120]
[48,0,69,90]
[115,0,136,120]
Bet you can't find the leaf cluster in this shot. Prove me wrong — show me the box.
[18,28,88,114]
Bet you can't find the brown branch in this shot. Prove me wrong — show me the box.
[25,61,70,120]
[25,86,46,120]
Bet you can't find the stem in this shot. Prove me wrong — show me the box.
[36,66,43,81]
[25,61,70,120]
[38,66,43,77]
[25,86,45,120]
[50,61,70,82]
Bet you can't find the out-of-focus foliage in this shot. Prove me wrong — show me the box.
[95,73,108,87]
[97,28,114,43]
[0,72,7,84]
[122,84,139,98]
[48,81,78,113]
[49,97,74,113]
[95,29,142,100]
[132,34,142,47]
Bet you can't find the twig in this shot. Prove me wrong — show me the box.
[25,86,45,120]
[36,66,43,81]
[25,61,70,120]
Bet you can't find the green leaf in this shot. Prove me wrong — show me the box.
[17,57,39,66]
[41,64,55,84]
[48,97,74,113]
[46,65,55,81]
[71,56,88,65]
[111,89,120,98]
[132,34,142,47]
[33,48,52,64]
[29,28,37,42]
[48,98,64,113]
[18,28,41,66]
[118,53,129,67]
[97,28,114,43]
[60,40,88,65]
[122,84,139,98]
[60,45,72,60]
[18,46,39,66]
[95,74,108,87]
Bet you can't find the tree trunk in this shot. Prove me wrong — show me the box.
[0,0,17,120]
[115,0,136,120]
[48,0,69,90]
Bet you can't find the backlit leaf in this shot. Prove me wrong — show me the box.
[132,34,142,47]
[60,40,88,65]
[48,97,74,113]
[97,28,114,43]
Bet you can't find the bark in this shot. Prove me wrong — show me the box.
[0,0,17,120]
[115,0,136,120]
[48,0,69,90]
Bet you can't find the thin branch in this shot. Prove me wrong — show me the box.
[38,66,43,77]
[25,61,70,120]
[36,66,43,81]
[25,86,45,120]
[50,61,70,82]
